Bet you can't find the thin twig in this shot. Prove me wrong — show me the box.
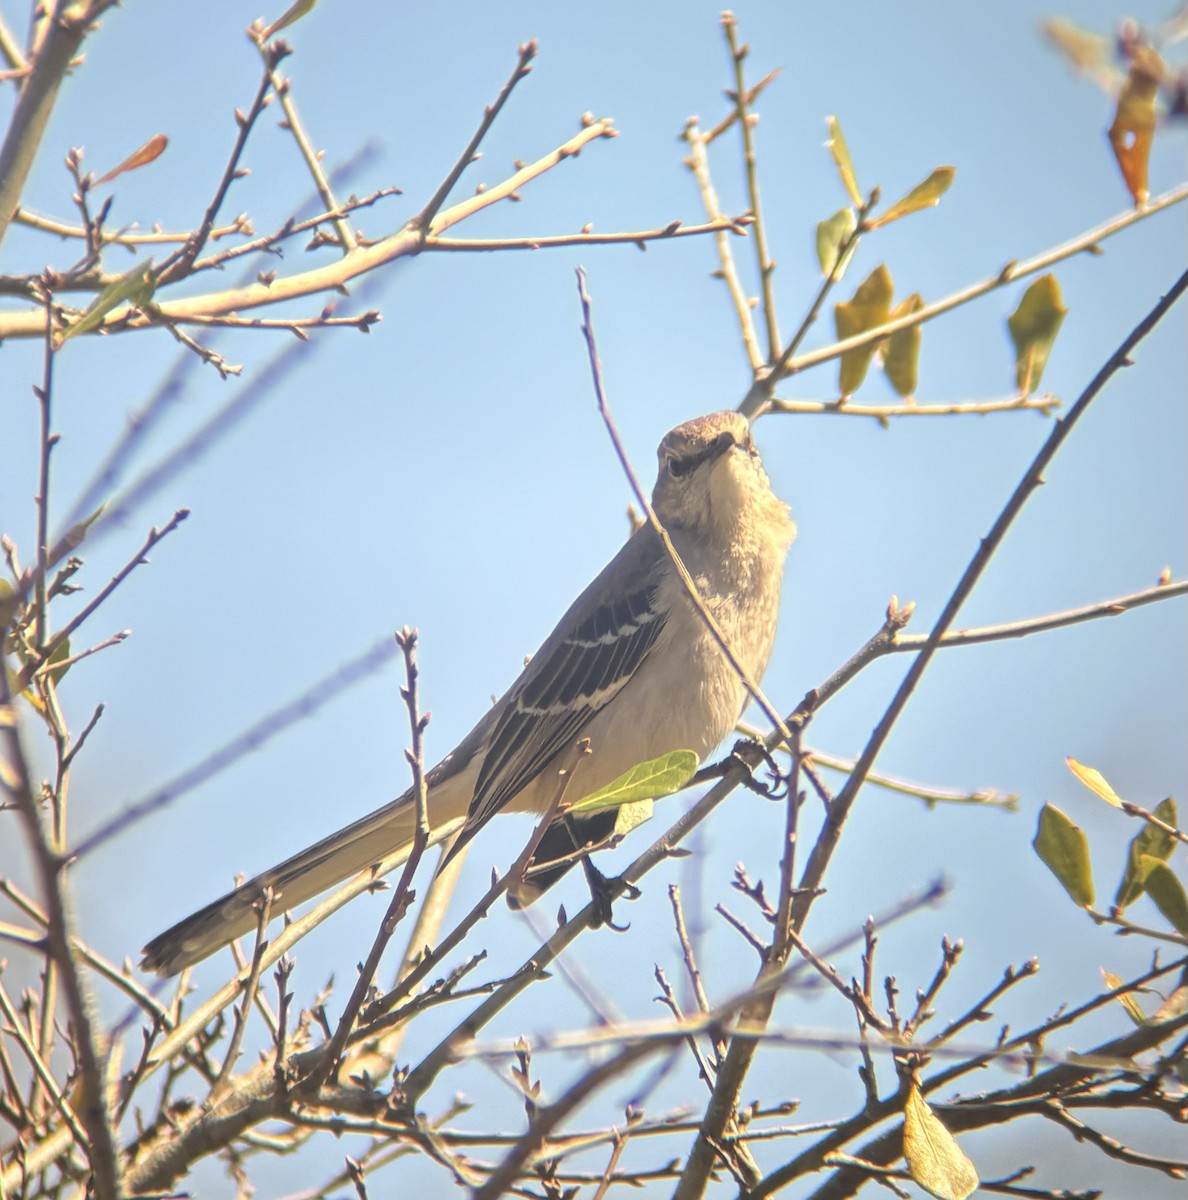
[793,267,1188,935]
[767,393,1060,420]
[71,636,399,859]
[156,52,278,285]
[684,117,764,372]
[426,117,617,237]
[0,666,124,1197]
[739,191,873,419]
[309,629,433,1086]
[412,40,538,233]
[15,510,189,689]
[210,889,274,1100]
[1119,798,1188,847]
[1040,1101,1188,1179]
[890,578,1188,652]
[425,214,748,251]
[253,33,356,253]
[722,13,780,359]
[775,182,1188,382]
[655,965,719,1088]
[576,267,791,746]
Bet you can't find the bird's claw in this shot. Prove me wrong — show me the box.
[583,857,639,932]
[731,737,789,800]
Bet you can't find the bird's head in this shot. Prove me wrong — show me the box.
[651,412,790,545]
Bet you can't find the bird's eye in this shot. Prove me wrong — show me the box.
[667,454,691,478]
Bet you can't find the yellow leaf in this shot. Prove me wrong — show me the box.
[903,1083,979,1200]
[1033,803,1094,908]
[826,115,863,208]
[834,264,894,397]
[1007,274,1067,395]
[881,293,924,397]
[58,262,156,344]
[1065,756,1123,807]
[867,167,955,229]
[1101,967,1147,1025]
[815,207,858,279]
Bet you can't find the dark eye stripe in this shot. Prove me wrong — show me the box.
[669,430,736,478]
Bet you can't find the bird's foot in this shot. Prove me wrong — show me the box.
[582,855,639,932]
[730,737,789,800]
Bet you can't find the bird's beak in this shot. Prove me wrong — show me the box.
[709,431,737,461]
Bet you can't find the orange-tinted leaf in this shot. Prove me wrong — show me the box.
[1065,756,1123,807]
[834,264,893,396]
[93,134,168,186]
[1007,274,1067,395]
[1109,42,1163,207]
[881,293,923,397]
[826,115,863,208]
[1102,968,1147,1025]
[867,167,955,229]
[903,1083,979,1200]
[1033,803,1094,908]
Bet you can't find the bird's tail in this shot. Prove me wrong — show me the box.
[141,784,468,976]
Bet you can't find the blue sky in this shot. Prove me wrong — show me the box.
[2,2,1185,1194]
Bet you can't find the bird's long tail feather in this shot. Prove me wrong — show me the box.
[141,783,468,975]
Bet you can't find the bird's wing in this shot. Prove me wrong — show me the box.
[463,534,669,834]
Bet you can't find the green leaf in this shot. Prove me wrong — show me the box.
[1115,798,1178,908]
[1065,756,1123,807]
[903,1083,979,1200]
[867,166,955,229]
[1144,861,1188,935]
[44,637,71,686]
[58,262,156,344]
[1033,803,1094,908]
[262,0,317,39]
[1116,849,1159,910]
[815,207,858,279]
[569,750,699,815]
[1102,968,1147,1026]
[834,264,893,396]
[61,503,107,553]
[881,293,924,397]
[1007,274,1067,395]
[825,115,863,208]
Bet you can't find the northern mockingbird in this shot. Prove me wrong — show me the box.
[142,411,794,974]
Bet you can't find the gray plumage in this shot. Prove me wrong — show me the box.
[141,412,794,974]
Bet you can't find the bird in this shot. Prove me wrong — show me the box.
[141,411,795,975]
